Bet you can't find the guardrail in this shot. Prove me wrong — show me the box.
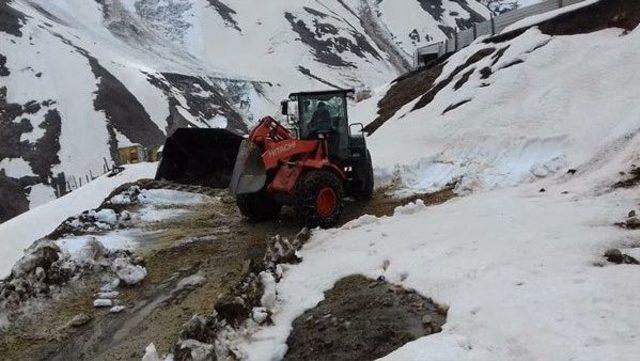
[414,0,594,68]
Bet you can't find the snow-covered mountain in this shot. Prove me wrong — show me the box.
[0,0,490,223]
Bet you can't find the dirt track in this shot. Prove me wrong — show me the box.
[0,184,454,360]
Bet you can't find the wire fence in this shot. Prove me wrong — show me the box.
[414,0,596,68]
[51,157,118,198]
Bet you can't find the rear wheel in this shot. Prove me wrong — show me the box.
[295,170,344,228]
[351,150,374,201]
[236,190,282,222]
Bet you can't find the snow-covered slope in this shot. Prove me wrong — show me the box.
[234,10,640,361]
[0,162,157,278]
[357,25,640,196]
[0,0,490,223]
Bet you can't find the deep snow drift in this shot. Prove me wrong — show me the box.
[234,24,640,361]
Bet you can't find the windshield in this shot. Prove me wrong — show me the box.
[298,94,347,138]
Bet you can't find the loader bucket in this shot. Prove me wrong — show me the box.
[155,128,244,188]
[229,140,267,195]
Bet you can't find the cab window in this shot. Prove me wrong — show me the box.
[298,94,347,138]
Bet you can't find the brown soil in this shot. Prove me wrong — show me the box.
[364,47,495,135]
[0,183,456,361]
[363,64,445,135]
[412,48,495,113]
[283,275,447,361]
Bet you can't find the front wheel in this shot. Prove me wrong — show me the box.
[294,170,344,228]
[236,190,282,222]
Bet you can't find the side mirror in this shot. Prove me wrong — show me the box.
[281,100,289,115]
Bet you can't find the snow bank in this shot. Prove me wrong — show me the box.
[0,163,157,278]
[240,179,640,360]
[362,27,640,194]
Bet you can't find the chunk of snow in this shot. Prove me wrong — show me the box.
[393,199,427,216]
[93,299,113,308]
[100,278,121,292]
[251,307,269,324]
[98,291,120,299]
[75,237,108,266]
[176,339,214,361]
[259,271,277,310]
[93,209,118,224]
[142,343,168,361]
[110,305,126,313]
[111,258,147,285]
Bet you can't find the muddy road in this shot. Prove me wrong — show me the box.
[0,182,454,361]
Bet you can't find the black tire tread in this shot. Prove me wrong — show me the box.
[351,150,374,201]
[236,191,281,221]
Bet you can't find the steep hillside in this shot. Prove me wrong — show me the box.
[355,0,640,193]
[0,0,490,223]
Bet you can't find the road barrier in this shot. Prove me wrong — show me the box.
[414,0,596,68]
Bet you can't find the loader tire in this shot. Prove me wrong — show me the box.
[351,150,374,201]
[236,191,282,222]
[295,170,344,229]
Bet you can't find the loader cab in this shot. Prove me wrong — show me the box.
[282,89,365,161]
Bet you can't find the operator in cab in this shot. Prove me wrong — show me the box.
[310,102,332,133]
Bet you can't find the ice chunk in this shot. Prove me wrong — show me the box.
[93,209,118,224]
[142,343,163,361]
[100,278,120,292]
[251,307,269,324]
[393,199,427,216]
[111,257,147,285]
[110,305,126,313]
[93,299,113,308]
